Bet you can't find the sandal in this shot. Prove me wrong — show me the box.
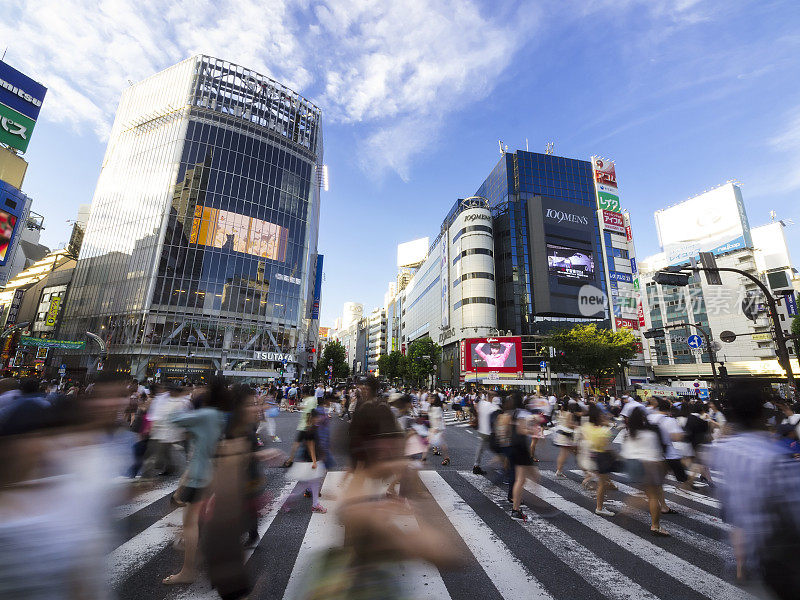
[661,508,678,514]
[441,458,450,466]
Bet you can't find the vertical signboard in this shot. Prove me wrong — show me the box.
[45,296,61,326]
[0,61,48,154]
[440,235,449,328]
[310,254,323,320]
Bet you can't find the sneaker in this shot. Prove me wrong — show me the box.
[441,458,450,466]
[303,489,312,498]
[272,436,281,442]
[595,508,615,517]
[510,509,527,521]
[473,465,486,475]
[311,504,327,514]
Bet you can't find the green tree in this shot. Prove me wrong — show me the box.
[406,337,442,386]
[313,339,350,380]
[546,324,637,390]
[377,350,408,382]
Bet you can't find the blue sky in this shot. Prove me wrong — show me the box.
[4,0,799,327]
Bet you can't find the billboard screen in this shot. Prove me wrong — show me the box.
[0,209,18,263]
[464,337,522,373]
[655,183,752,265]
[397,237,429,268]
[547,244,595,281]
[190,206,288,261]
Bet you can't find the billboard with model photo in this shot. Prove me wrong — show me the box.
[547,243,594,281]
[464,336,522,373]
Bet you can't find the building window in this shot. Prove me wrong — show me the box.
[454,297,496,310]
[453,272,495,287]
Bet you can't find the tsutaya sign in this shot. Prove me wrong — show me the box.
[254,351,295,362]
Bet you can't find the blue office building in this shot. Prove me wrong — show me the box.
[475,150,611,335]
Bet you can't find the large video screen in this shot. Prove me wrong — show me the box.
[190,206,288,261]
[547,243,594,281]
[464,337,522,373]
[0,209,18,263]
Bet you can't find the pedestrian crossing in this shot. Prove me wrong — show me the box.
[109,465,757,600]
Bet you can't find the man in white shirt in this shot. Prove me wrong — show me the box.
[314,383,325,400]
[473,394,500,474]
[648,397,691,496]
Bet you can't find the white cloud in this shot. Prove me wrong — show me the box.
[763,109,800,195]
[0,0,533,178]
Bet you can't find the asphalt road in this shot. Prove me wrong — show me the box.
[111,409,764,600]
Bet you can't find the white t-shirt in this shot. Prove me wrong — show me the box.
[314,387,324,399]
[620,399,645,418]
[477,399,500,435]
[621,429,663,462]
[648,412,682,460]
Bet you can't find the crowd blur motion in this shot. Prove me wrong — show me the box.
[0,373,798,599]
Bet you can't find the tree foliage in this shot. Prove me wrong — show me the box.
[546,324,637,388]
[377,350,408,382]
[791,312,800,357]
[405,337,441,385]
[313,339,349,380]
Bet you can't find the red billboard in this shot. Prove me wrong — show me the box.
[463,336,523,373]
[615,317,639,331]
[593,158,617,188]
[602,210,625,235]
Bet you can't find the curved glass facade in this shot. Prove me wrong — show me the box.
[62,56,323,380]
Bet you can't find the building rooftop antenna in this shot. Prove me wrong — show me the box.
[545,141,554,155]
[498,140,505,156]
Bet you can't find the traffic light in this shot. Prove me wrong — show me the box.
[654,271,690,286]
[537,374,542,382]
[643,329,666,339]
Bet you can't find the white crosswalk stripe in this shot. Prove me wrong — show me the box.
[108,463,748,600]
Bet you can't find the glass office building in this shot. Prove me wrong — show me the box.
[62,56,323,380]
[475,150,609,335]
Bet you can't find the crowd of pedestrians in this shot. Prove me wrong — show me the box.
[1,372,798,599]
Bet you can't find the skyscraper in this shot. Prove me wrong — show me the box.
[62,56,323,381]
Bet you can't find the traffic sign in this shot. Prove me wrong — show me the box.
[687,334,703,349]
[539,360,547,370]
[693,381,700,388]
[720,330,736,343]
[59,364,66,375]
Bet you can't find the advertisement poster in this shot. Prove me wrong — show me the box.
[463,337,523,373]
[440,237,449,328]
[637,301,646,328]
[190,206,288,261]
[547,244,595,281]
[602,210,626,234]
[592,157,617,188]
[0,210,18,263]
[45,296,61,326]
[609,271,633,284]
[597,191,621,213]
[614,317,639,331]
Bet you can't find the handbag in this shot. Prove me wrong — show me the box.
[267,407,280,418]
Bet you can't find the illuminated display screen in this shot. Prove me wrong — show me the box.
[190,206,288,261]
[547,243,594,281]
[464,337,522,373]
[0,209,18,263]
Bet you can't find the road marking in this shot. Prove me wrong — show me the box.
[459,472,662,600]
[522,480,758,600]
[114,477,180,518]
[419,470,553,600]
[282,471,347,599]
[566,471,729,532]
[544,471,730,558]
[108,508,183,588]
